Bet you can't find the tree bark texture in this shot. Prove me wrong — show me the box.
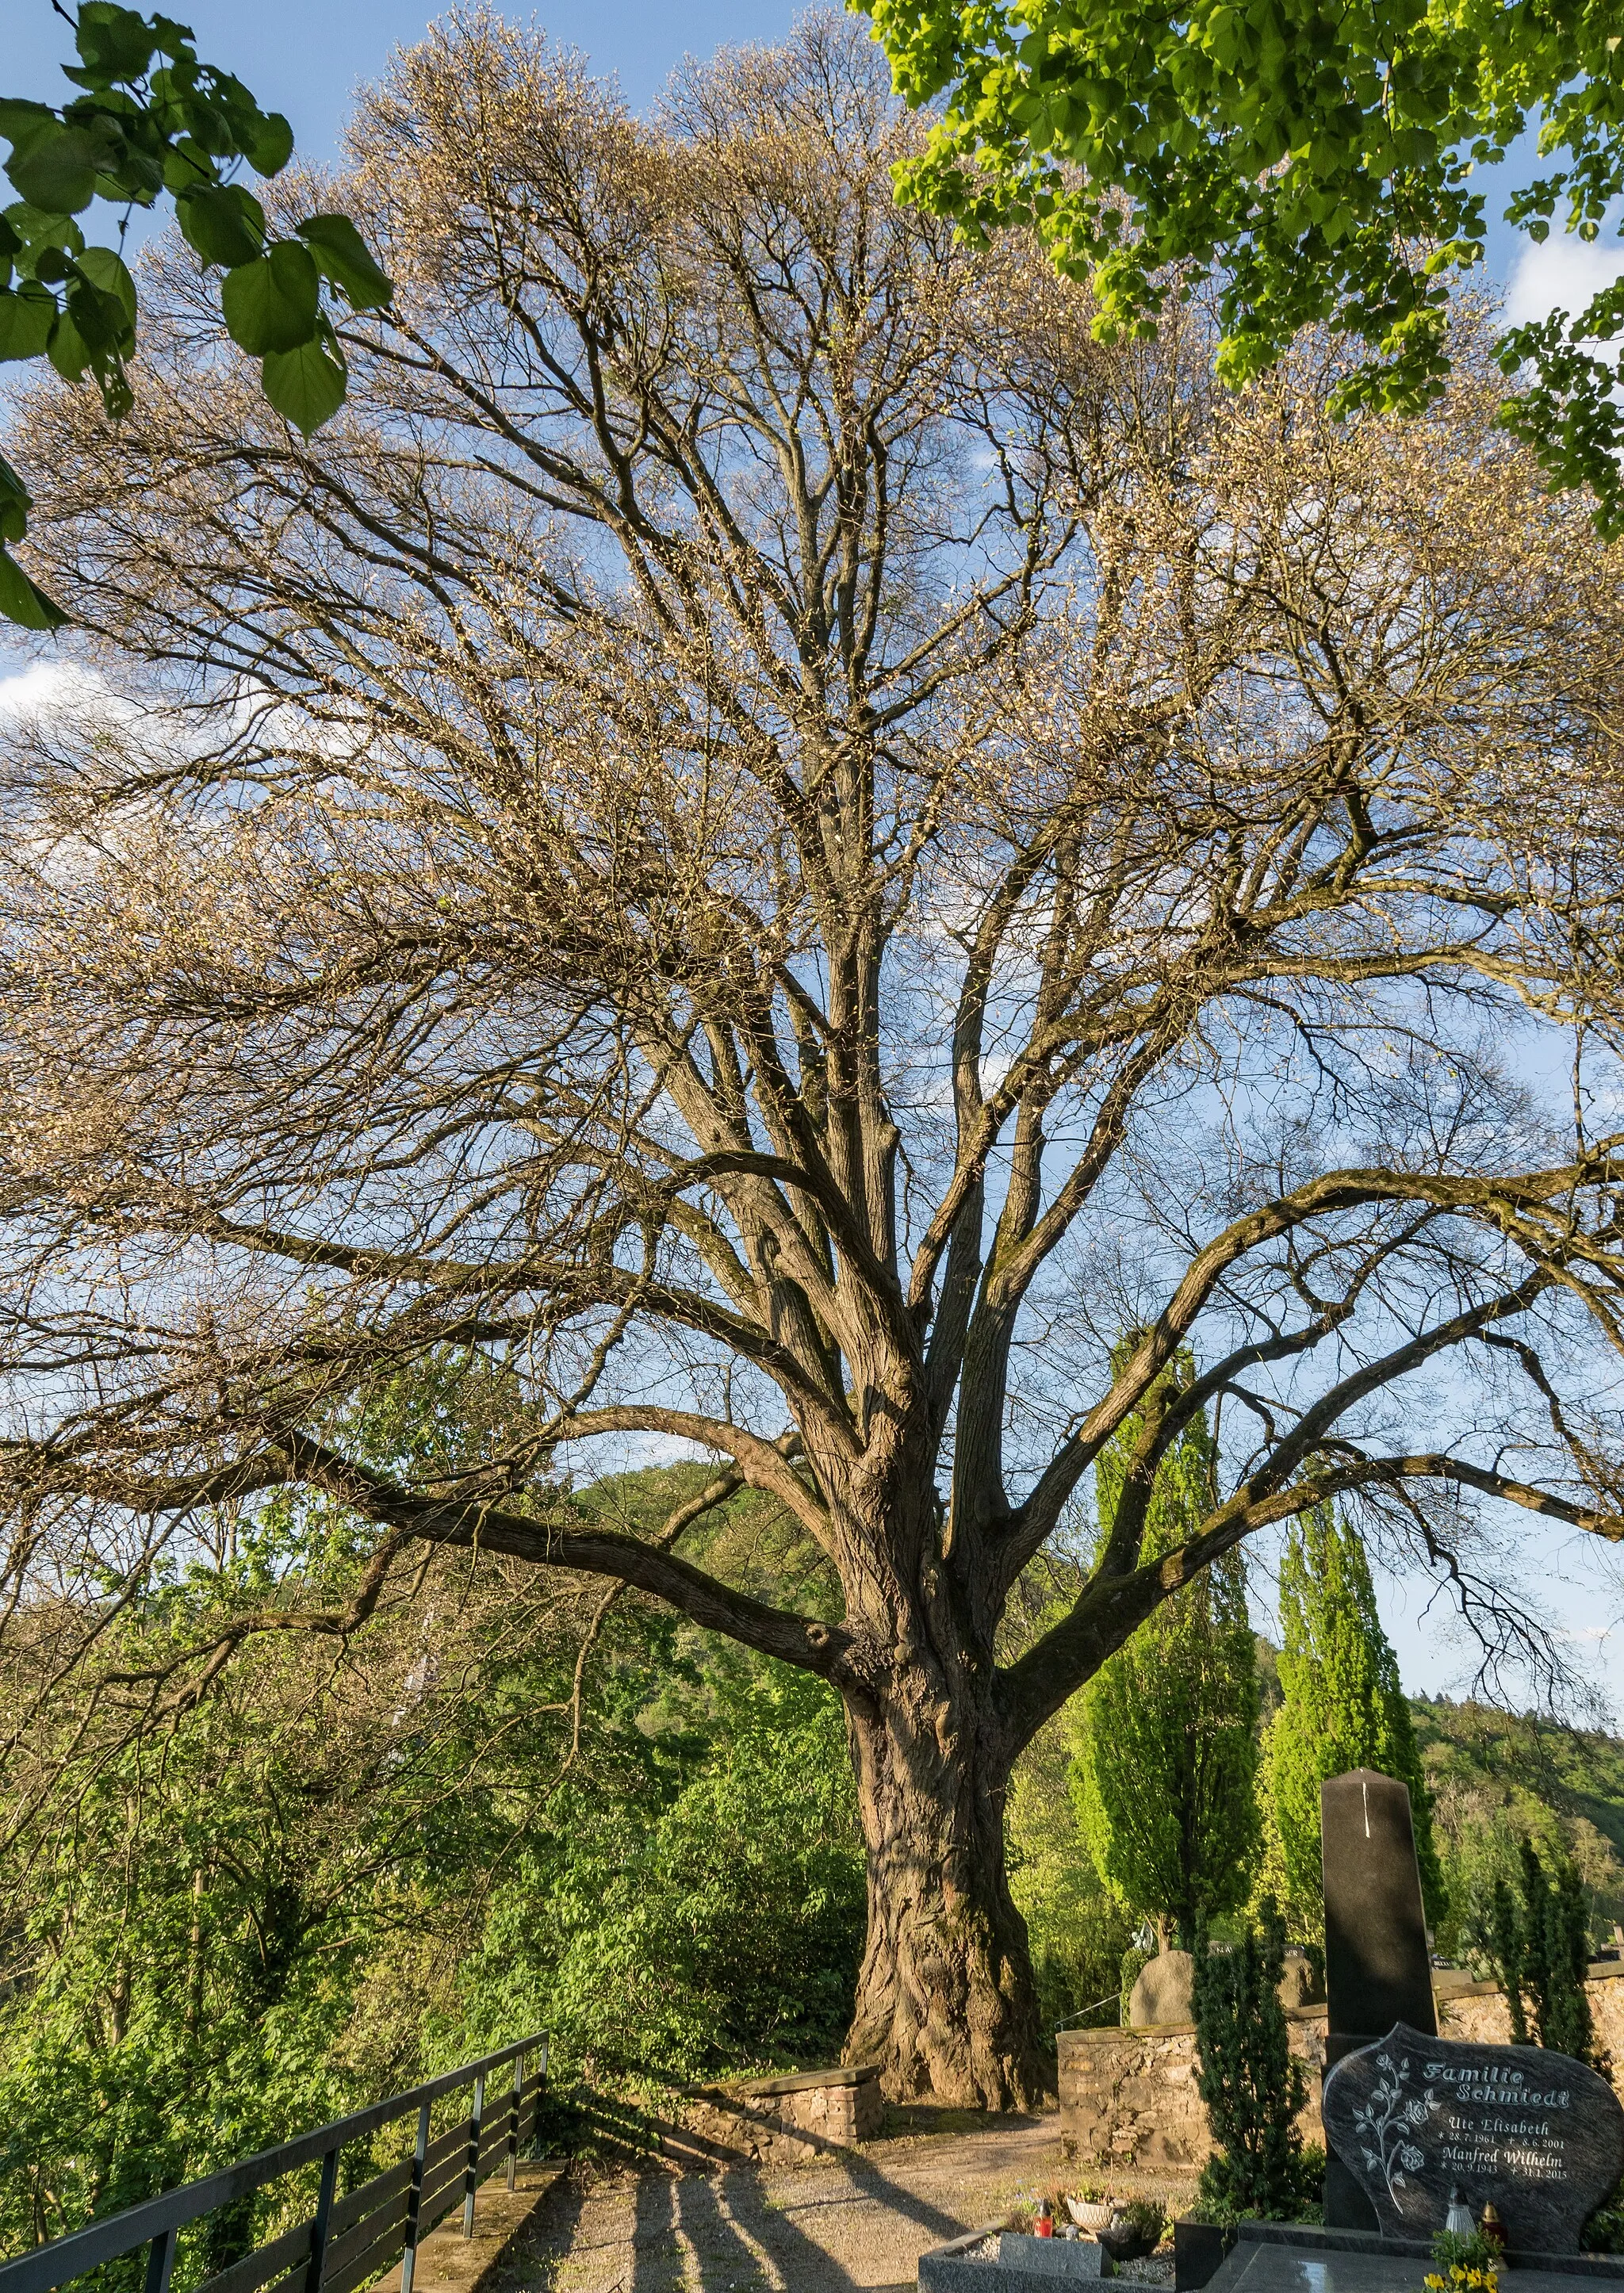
[844,1665,1048,2107]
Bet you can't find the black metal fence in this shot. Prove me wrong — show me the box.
[0,2034,548,2293]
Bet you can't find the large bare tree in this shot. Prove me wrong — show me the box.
[4,12,1624,2107]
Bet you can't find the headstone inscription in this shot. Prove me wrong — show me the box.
[1320,1769,1438,2230]
[1321,2022,1624,2253]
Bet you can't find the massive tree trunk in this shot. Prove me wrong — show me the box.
[840,1644,1051,2109]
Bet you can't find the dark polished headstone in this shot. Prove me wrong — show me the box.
[1322,2023,1624,2253]
[1322,1770,1437,2042]
[1321,1770,1437,2230]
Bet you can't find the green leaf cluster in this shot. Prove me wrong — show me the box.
[1263,1506,1445,1931]
[862,0,1624,532]
[0,6,393,626]
[1071,1365,1261,1947]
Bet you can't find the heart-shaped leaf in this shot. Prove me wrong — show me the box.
[295,213,393,310]
[9,125,108,216]
[0,101,56,148]
[178,183,266,269]
[0,284,57,362]
[262,334,348,434]
[75,245,137,324]
[64,273,130,354]
[75,4,159,83]
[247,111,295,178]
[220,239,320,354]
[46,306,90,377]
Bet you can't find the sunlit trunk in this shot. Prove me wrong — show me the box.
[841,1648,1051,2108]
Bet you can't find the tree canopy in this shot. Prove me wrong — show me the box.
[4,12,1624,2104]
[860,0,1624,530]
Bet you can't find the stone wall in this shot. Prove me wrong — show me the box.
[1059,2010,1327,2170]
[1058,1965,1624,2171]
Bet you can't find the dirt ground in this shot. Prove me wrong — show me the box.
[489,2112,1197,2293]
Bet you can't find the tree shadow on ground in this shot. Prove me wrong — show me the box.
[660,2157,974,2293]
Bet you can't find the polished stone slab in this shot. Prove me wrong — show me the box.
[1321,1769,1438,2231]
[1204,2222,1624,2293]
[1321,2023,1624,2253]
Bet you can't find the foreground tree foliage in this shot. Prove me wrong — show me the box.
[861,0,1624,528]
[0,3,392,629]
[5,13,1624,2104]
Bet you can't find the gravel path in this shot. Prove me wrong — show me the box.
[504,2115,1195,2293]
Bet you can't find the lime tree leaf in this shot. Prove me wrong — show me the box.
[75,245,136,324]
[0,450,33,544]
[0,543,68,630]
[161,138,216,193]
[46,307,91,377]
[295,213,393,309]
[8,125,109,216]
[247,111,294,178]
[64,274,130,354]
[6,202,86,264]
[262,335,348,434]
[0,285,57,362]
[177,183,265,268]
[0,101,56,147]
[73,5,160,85]
[220,239,320,354]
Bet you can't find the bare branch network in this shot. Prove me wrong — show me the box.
[3,10,1624,2102]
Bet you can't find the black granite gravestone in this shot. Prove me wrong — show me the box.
[1321,2022,1624,2253]
[1320,1770,1437,2230]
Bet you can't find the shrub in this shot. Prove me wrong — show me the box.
[1192,1898,1321,2219]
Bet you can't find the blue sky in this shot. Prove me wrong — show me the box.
[7,1,1624,1713]
[6,0,808,133]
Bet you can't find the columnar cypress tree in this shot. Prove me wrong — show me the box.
[1072,1366,1261,1949]
[1266,1508,1445,1925]
[1488,1839,1600,2066]
[1492,1877,1530,2043]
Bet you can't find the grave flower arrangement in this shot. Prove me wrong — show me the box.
[1423,2264,1499,2293]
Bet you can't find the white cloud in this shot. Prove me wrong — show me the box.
[0,658,99,722]
[1505,231,1624,332]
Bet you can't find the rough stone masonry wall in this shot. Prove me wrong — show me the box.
[1059,2009,1327,2171]
[1058,1967,1624,2172]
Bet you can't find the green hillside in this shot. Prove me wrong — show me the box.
[1414,1698,1624,1962]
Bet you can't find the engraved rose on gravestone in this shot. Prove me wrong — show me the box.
[1348,2051,1440,2202]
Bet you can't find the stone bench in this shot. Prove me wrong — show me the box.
[733,2063,884,2146]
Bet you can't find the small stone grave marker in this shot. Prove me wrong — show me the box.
[1321,2021,1624,2253]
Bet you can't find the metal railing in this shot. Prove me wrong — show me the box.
[0,2034,548,2293]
